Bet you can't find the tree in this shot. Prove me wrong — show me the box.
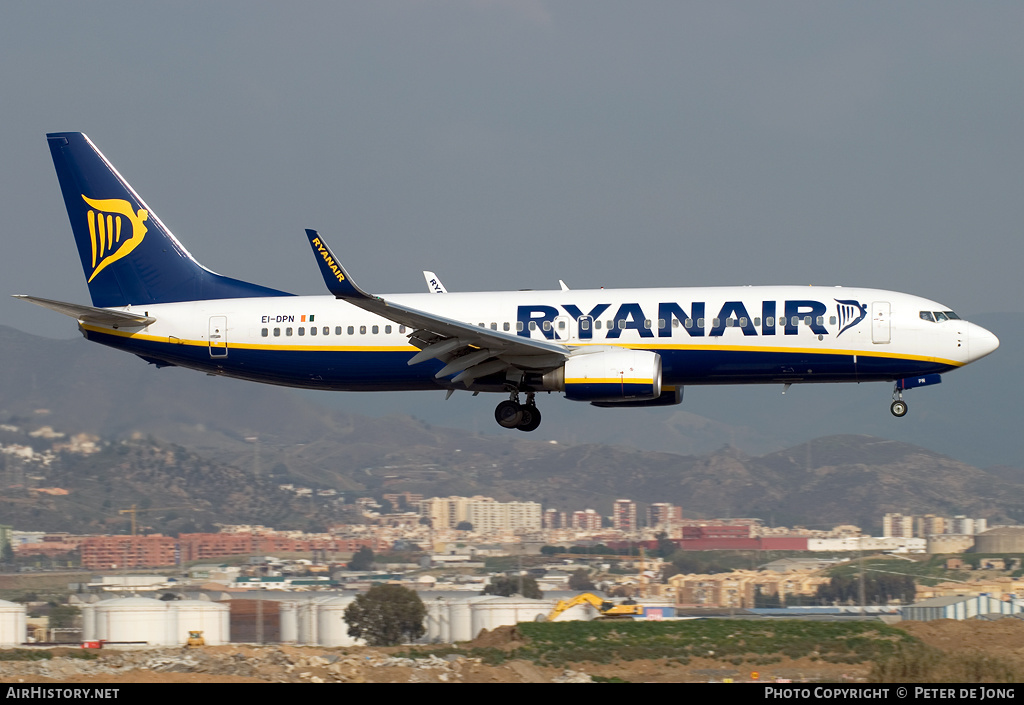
[455,521,473,531]
[568,568,595,592]
[483,575,543,599]
[347,546,375,571]
[344,584,426,646]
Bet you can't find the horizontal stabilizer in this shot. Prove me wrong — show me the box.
[13,295,155,327]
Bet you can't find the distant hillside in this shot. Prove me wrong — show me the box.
[1,325,1022,534]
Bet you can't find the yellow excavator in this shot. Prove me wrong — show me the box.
[547,593,643,621]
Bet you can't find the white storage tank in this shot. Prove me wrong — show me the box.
[448,595,493,643]
[470,596,550,639]
[315,596,362,647]
[278,601,298,645]
[80,603,96,642]
[424,596,451,643]
[93,597,172,645]
[296,600,316,646]
[0,599,26,646]
[169,600,230,646]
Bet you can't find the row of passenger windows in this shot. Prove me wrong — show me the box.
[515,315,837,331]
[261,325,407,337]
[919,311,961,323]
[261,316,841,338]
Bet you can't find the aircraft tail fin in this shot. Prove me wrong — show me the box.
[46,132,291,308]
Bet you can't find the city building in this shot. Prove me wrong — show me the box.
[421,496,541,533]
[613,499,637,532]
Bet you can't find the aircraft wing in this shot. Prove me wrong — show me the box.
[13,295,155,327]
[304,230,569,386]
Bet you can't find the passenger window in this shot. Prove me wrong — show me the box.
[261,328,268,337]
[684,318,692,329]
[816,316,824,326]
[324,327,330,335]
[274,328,281,337]
[529,321,537,331]
[697,317,705,328]
[580,319,590,331]
[310,327,317,336]
[347,326,354,335]
[372,325,379,334]
[286,327,293,336]
[542,321,551,331]
[617,320,626,330]
[503,322,510,331]
[298,327,305,336]
[491,322,498,331]
[359,325,366,334]
[558,320,566,330]
[803,316,811,326]
[385,325,392,334]
[595,320,602,330]
[766,316,774,327]
[713,318,721,328]
[658,319,666,329]
[643,319,652,329]
[829,316,837,325]
[739,317,748,327]
[920,311,935,322]
[753,317,761,326]
[517,321,524,332]
[725,318,734,328]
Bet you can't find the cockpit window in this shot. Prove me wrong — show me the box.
[934,311,949,322]
[943,311,960,320]
[920,311,935,322]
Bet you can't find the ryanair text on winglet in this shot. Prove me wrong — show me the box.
[311,237,345,283]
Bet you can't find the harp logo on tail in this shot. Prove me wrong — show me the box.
[81,195,148,282]
[835,299,868,338]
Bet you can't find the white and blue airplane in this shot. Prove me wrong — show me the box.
[17,132,999,432]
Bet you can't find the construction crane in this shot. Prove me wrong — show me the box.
[546,593,643,621]
[118,505,193,536]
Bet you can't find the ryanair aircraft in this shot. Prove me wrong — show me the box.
[19,132,1000,432]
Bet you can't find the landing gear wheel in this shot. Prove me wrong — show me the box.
[890,400,908,417]
[517,405,542,432]
[495,400,523,428]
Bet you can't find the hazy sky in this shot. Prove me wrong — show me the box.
[1,3,1021,464]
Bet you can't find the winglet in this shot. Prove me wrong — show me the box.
[423,271,448,294]
[304,229,365,299]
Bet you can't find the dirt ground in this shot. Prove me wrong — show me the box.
[2,619,1023,684]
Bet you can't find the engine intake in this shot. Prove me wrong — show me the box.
[541,349,662,403]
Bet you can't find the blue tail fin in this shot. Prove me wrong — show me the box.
[47,132,291,307]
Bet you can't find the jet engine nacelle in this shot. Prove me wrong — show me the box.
[541,349,662,403]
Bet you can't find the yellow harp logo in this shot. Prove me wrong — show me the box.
[81,195,149,282]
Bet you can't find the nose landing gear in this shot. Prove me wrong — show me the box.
[494,391,542,431]
[890,385,908,417]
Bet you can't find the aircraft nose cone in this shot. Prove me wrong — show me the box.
[969,323,999,362]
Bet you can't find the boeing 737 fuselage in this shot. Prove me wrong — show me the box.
[18,133,1000,432]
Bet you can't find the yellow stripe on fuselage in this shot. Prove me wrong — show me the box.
[79,324,963,366]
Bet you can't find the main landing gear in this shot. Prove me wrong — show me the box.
[890,385,908,418]
[494,391,542,432]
